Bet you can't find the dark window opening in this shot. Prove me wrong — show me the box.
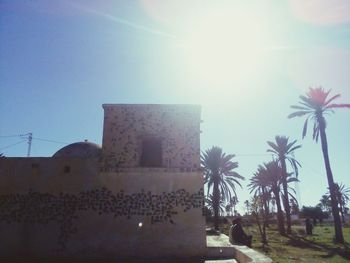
[64,166,71,173]
[140,138,162,167]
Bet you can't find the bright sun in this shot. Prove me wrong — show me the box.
[182,8,269,94]
[141,1,273,102]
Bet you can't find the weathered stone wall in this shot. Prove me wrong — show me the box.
[0,158,205,260]
[102,104,201,170]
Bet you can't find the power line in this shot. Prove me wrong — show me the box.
[32,137,69,145]
[0,140,26,151]
[0,134,69,145]
[0,134,23,138]
[235,153,273,157]
[0,134,69,157]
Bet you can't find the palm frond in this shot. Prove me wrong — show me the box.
[298,101,314,109]
[289,158,301,176]
[327,103,350,109]
[202,146,244,207]
[288,111,310,119]
[302,117,309,139]
[312,121,320,142]
[267,141,279,152]
[286,177,299,183]
[299,95,312,105]
[289,145,302,153]
[290,105,311,110]
[325,94,341,106]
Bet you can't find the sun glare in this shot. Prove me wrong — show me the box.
[180,7,270,100]
[186,13,267,82]
[141,1,273,103]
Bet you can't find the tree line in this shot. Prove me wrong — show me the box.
[202,87,350,244]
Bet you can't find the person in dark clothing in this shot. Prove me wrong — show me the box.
[229,217,252,247]
[305,217,313,235]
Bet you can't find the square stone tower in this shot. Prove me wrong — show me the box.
[101,104,201,171]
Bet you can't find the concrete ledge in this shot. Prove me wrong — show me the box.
[206,246,236,258]
[207,234,272,263]
[205,260,237,263]
[232,245,272,263]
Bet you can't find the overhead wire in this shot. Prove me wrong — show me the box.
[0,134,69,155]
[235,153,273,157]
[0,134,23,138]
[32,137,69,145]
[0,134,69,145]
[0,140,27,150]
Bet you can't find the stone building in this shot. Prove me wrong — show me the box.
[0,104,205,261]
[102,104,201,170]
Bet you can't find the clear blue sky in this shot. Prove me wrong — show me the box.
[1,0,349,212]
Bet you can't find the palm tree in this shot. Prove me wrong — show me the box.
[288,87,350,243]
[263,161,285,234]
[201,146,244,230]
[267,135,301,234]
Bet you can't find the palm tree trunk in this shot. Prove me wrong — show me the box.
[281,158,292,234]
[213,174,220,230]
[319,118,344,243]
[262,188,270,227]
[273,188,285,235]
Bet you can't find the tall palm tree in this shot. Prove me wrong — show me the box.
[288,87,350,243]
[260,161,285,234]
[267,135,301,234]
[201,146,244,230]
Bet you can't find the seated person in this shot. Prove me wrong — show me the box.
[229,217,252,247]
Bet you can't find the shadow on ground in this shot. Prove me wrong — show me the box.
[284,234,350,260]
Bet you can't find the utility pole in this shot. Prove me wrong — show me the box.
[20,133,32,157]
[27,132,32,157]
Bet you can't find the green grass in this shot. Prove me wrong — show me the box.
[221,223,350,263]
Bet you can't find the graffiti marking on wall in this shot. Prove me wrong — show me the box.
[0,187,204,250]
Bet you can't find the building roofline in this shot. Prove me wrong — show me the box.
[102,104,201,109]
